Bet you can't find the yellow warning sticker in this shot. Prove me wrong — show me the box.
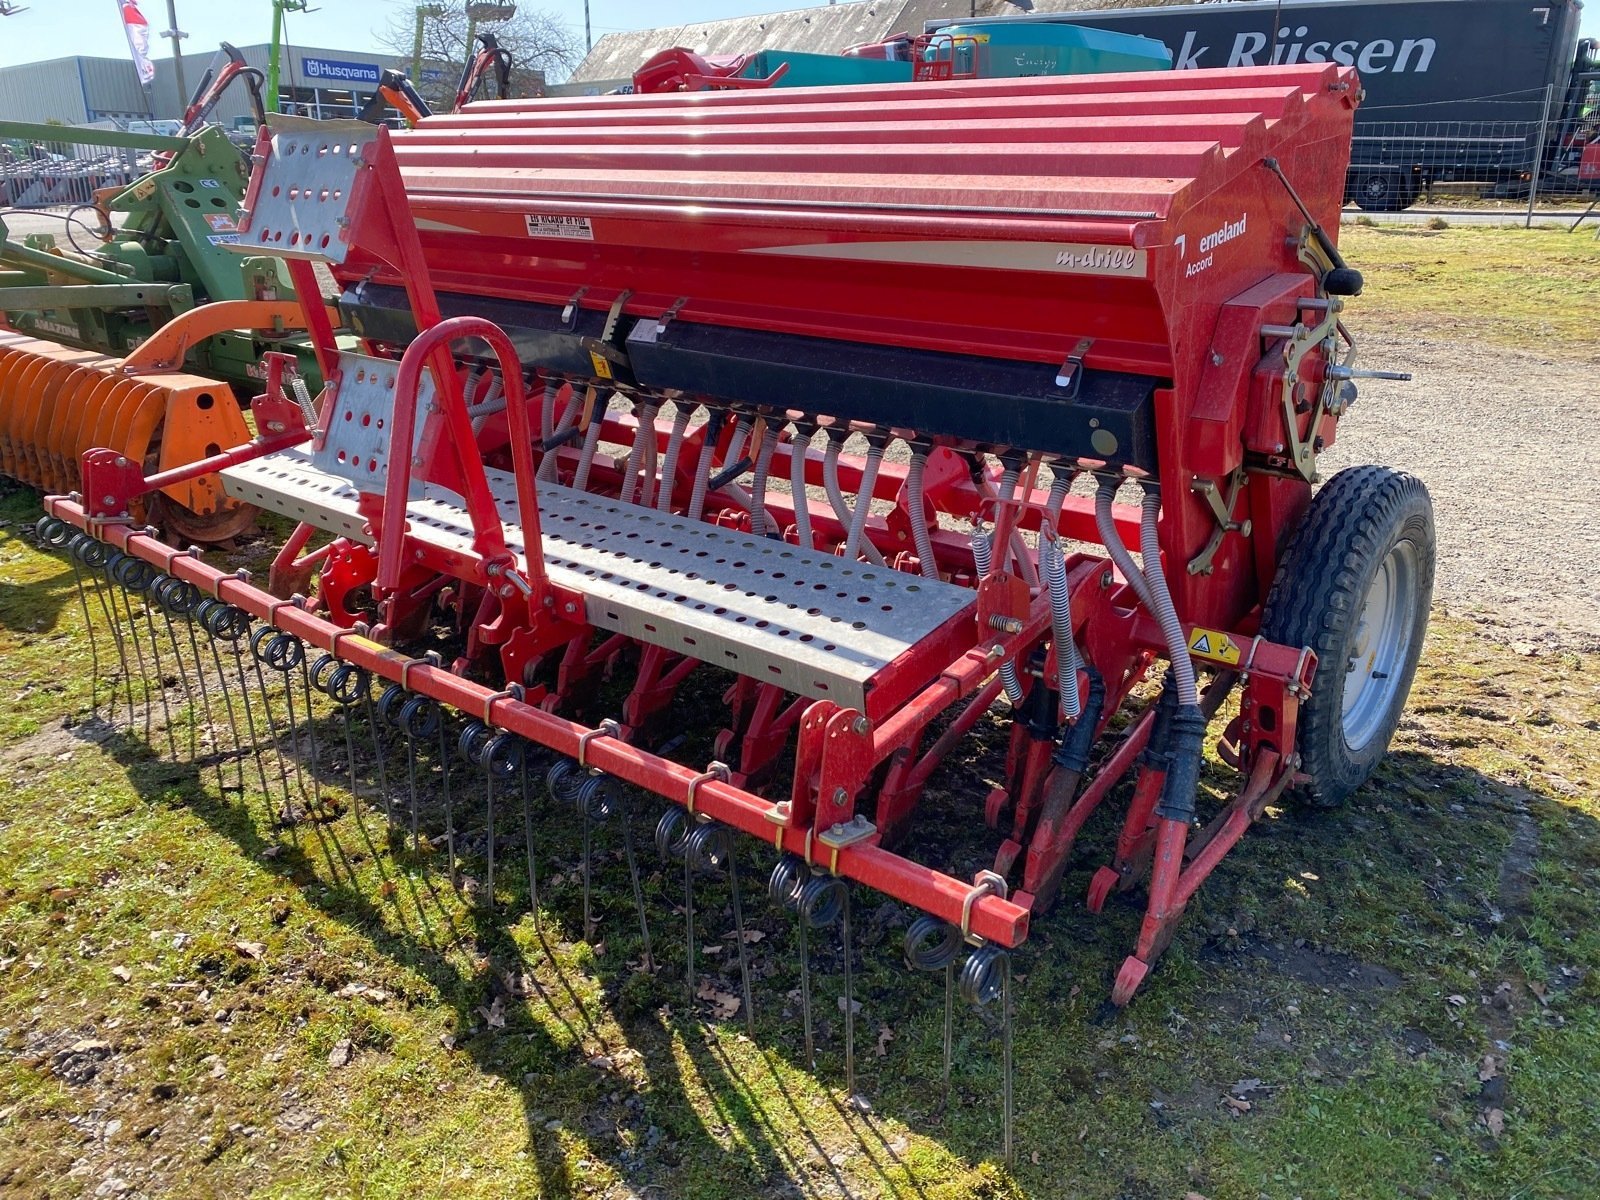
[588,350,613,380]
[1187,627,1242,666]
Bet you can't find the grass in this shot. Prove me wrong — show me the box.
[1338,224,1600,360]
[2,223,1599,1199]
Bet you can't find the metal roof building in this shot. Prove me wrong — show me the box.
[563,0,1170,92]
[0,42,411,127]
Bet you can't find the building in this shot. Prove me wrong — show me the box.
[0,42,414,127]
[561,0,1167,93]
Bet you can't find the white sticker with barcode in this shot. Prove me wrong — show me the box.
[524,214,594,241]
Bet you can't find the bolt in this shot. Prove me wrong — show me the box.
[1210,351,1225,366]
[832,787,849,808]
[1101,569,1114,590]
[102,495,116,506]
[988,615,1024,635]
[414,549,425,561]
[564,602,578,615]
[851,716,870,736]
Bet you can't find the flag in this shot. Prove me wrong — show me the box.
[118,0,156,89]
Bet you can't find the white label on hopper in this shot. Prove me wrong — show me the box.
[524,214,595,241]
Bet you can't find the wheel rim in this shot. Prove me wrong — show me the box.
[1342,539,1418,751]
[1363,177,1388,201]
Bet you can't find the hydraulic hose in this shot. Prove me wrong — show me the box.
[789,423,814,550]
[687,410,726,522]
[1093,478,1158,614]
[842,439,884,561]
[655,403,693,514]
[1138,488,1196,709]
[823,433,887,567]
[906,448,940,579]
[749,421,780,536]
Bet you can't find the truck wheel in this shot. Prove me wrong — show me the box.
[1352,173,1412,213]
[1260,467,1434,808]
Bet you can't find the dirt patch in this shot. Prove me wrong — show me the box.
[1322,333,1600,651]
[1201,936,1403,994]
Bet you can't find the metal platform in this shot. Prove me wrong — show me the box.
[222,450,975,708]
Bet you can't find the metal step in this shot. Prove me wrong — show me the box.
[222,450,974,709]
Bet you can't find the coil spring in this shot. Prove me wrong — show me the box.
[396,694,440,739]
[35,516,72,548]
[198,601,251,642]
[152,575,202,616]
[683,821,732,875]
[768,854,807,910]
[958,943,1010,1007]
[903,914,963,973]
[109,551,155,592]
[457,720,492,767]
[252,626,305,673]
[377,683,408,727]
[310,653,370,706]
[970,528,1022,704]
[654,807,689,861]
[546,759,615,820]
[478,730,522,776]
[72,533,110,570]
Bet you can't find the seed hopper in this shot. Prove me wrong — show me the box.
[36,63,1436,1161]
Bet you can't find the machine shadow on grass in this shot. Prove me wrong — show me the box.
[74,641,1587,1198]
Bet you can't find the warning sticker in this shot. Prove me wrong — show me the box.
[205,213,238,232]
[1187,627,1242,666]
[525,213,594,241]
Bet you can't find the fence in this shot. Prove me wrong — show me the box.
[0,137,143,210]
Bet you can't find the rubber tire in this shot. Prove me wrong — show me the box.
[1352,172,1413,213]
[1260,466,1435,808]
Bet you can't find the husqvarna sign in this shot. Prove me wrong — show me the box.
[302,57,382,86]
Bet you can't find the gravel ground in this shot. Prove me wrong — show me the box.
[1322,330,1600,652]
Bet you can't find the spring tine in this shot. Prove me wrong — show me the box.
[65,546,100,721]
[228,631,273,804]
[91,557,135,729]
[942,962,955,1106]
[581,798,596,942]
[137,583,178,760]
[249,635,296,815]
[728,851,755,1037]
[404,718,420,842]
[153,582,198,761]
[798,919,813,1070]
[180,600,224,789]
[619,799,652,972]
[842,885,856,1097]
[113,574,155,748]
[363,691,393,823]
[683,835,696,1005]
[1002,953,1014,1168]
[278,645,309,805]
[297,654,322,812]
[518,761,538,927]
[438,719,455,883]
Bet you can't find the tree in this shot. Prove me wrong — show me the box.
[379,2,580,110]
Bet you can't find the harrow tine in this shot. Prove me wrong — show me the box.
[134,567,178,761]
[318,656,372,817]
[768,855,811,1066]
[83,542,135,730]
[204,603,271,804]
[151,577,199,762]
[726,845,755,1037]
[518,754,540,927]
[173,585,226,788]
[436,716,455,873]
[618,796,653,974]
[904,915,963,1109]
[960,944,1015,1168]
[397,694,440,846]
[296,645,323,812]
[841,883,856,1097]
[798,874,848,1085]
[256,630,311,818]
[366,687,396,824]
[110,555,165,753]
[478,730,524,910]
[249,626,298,818]
[456,722,491,890]
[654,808,693,1003]
[60,532,102,721]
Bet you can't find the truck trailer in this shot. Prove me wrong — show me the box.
[931,0,1599,210]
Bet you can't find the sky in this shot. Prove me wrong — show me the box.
[0,0,1596,71]
[0,0,812,68]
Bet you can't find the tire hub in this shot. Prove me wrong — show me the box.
[1342,540,1419,752]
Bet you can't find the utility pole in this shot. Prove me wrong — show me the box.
[269,0,314,115]
[162,0,189,102]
